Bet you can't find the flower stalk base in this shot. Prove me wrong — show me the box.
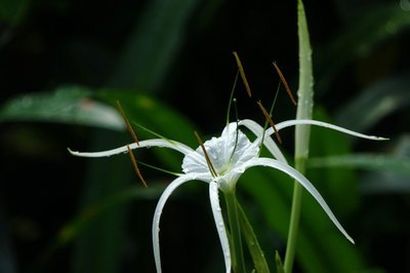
[224,189,247,273]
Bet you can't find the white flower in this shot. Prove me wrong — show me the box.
[69,119,386,273]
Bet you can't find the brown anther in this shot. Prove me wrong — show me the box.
[127,145,148,187]
[257,100,283,144]
[194,131,218,177]
[272,62,297,106]
[116,100,140,145]
[233,51,252,98]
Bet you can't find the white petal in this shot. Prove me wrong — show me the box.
[68,138,195,158]
[152,173,208,273]
[273,119,388,141]
[181,151,210,177]
[243,157,355,244]
[238,119,288,163]
[209,181,231,273]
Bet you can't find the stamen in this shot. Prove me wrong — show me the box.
[257,100,283,144]
[233,51,252,97]
[117,101,147,186]
[116,100,140,145]
[269,82,282,115]
[272,62,297,106]
[226,70,240,125]
[132,121,167,140]
[127,145,148,187]
[229,98,240,161]
[194,131,218,177]
[138,161,182,177]
[260,82,281,149]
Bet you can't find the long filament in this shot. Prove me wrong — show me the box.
[194,131,218,177]
[272,62,297,106]
[257,100,282,144]
[229,98,240,161]
[260,82,282,150]
[226,70,240,125]
[127,145,148,187]
[233,51,252,97]
[116,100,140,145]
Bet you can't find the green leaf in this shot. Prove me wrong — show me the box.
[0,86,124,130]
[336,73,410,131]
[0,86,197,152]
[295,0,314,157]
[308,154,410,176]
[275,251,284,273]
[237,202,271,273]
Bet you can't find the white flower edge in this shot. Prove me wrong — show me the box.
[273,119,388,141]
[68,138,206,166]
[238,119,387,165]
[68,138,194,157]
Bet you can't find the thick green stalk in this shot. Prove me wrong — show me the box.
[283,158,306,273]
[224,189,247,273]
[284,1,314,273]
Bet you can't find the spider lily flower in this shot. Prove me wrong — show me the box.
[68,119,387,273]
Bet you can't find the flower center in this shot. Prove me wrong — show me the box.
[182,123,260,183]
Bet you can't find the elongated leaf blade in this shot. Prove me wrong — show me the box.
[0,86,124,130]
[295,0,314,157]
[308,154,410,176]
[237,203,271,273]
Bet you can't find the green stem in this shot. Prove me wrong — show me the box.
[283,158,306,273]
[284,0,313,272]
[224,189,247,273]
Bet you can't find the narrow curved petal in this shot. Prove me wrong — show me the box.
[243,157,355,244]
[272,119,388,141]
[238,119,288,163]
[152,173,208,273]
[209,181,231,273]
[68,138,196,158]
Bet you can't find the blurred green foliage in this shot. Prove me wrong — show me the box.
[0,0,409,273]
